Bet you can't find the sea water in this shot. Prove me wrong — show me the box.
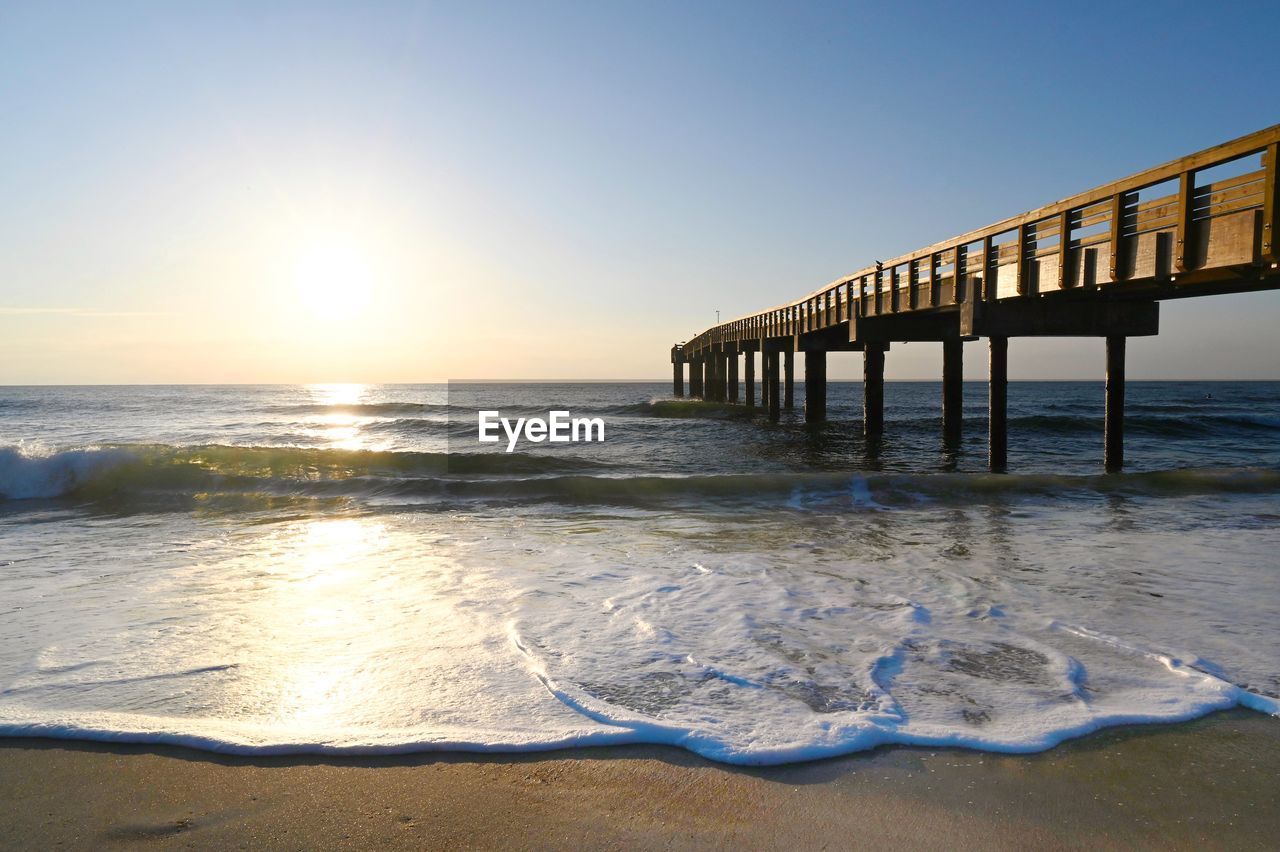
[0,381,1277,764]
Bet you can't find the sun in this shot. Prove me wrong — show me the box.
[292,242,374,319]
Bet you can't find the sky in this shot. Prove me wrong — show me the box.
[1,0,1278,384]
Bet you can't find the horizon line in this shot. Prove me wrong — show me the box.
[2,378,1278,388]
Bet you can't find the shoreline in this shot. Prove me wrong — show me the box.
[2,709,1275,850]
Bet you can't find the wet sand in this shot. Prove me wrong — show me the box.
[1,709,1276,850]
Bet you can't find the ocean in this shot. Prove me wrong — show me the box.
[1,381,1277,765]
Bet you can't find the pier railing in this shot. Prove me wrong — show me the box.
[680,124,1280,354]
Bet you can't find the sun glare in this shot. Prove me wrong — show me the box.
[293,242,374,319]
[310,383,367,406]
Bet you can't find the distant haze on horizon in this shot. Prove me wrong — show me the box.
[2,1,1279,384]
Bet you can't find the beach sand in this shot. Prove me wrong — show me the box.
[1,709,1275,850]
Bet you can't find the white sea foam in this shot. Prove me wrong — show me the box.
[0,497,1276,765]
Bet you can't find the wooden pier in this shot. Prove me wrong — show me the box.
[671,125,1280,470]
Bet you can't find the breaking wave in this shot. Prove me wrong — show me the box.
[3,444,1277,507]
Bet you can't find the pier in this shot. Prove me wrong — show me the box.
[671,125,1280,470]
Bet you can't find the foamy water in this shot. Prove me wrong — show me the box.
[0,382,1277,764]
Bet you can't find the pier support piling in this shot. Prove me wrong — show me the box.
[691,359,703,398]
[727,352,739,403]
[804,350,826,421]
[1105,336,1126,472]
[745,351,756,407]
[989,337,1008,471]
[760,351,771,407]
[943,338,964,443]
[703,358,712,400]
[765,351,781,421]
[864,344,886,437]
[672,361,684,398]
[783,349,795,409]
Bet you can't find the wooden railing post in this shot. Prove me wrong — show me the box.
[1109,191,1130,282]
[982,236,995,300]
[1016,223,1030,296]
[1264,141,1279,263]
[1175,170,1194,272]
[1058,209,1072,289]
[929,253,940,306]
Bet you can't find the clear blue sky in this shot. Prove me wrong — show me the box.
[2,1,1278,382]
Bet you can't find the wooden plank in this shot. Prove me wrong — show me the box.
[1032,216,1065,240]
[1193,179,1264,211]
[1192,208,1262,269]
[1200,167,1266,194]
[996,261,1019,298]
[1193,191,1266,220]
[1078,197,1113,216]
[1126,230,1173,280]
[1037,254,1060,292]
[1130,209,1179,234]
[1134,193,1179,214]
[1077,208,1112,229]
